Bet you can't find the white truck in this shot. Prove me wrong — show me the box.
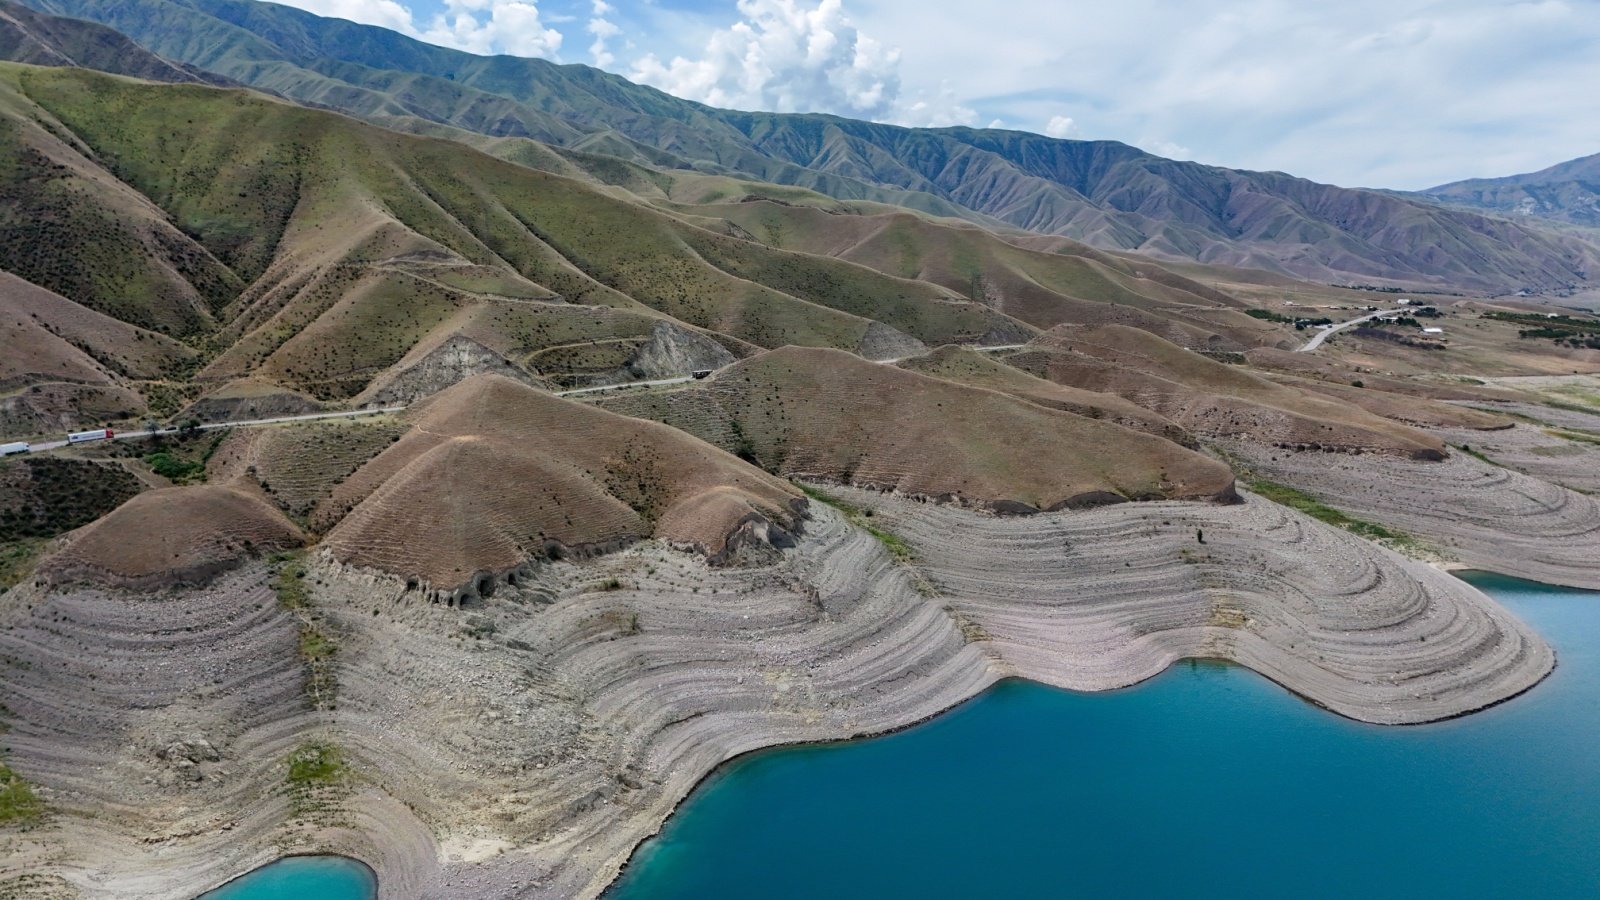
[0,441,29,456]
[66,428,114,444]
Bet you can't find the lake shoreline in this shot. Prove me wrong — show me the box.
[7,496,1560,899]
[607,572,1600,899]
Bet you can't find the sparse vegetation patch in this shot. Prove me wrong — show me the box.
[797,483,915,562]
[0,761,43,826]
[272,553,337,708]
[284,740,350,818]
[1247,479,1419,549]
[286,741,346,788]
[0,458,143,542]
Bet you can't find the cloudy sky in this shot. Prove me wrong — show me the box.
[282,0,1600,190]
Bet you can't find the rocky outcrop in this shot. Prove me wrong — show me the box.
[357,336,544,407]
[182,379,323,423]
[619,321,737,381]
[854,320,927,361]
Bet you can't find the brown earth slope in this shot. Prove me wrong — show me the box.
[0,270,197,434]
[896,345,1196,446]
[319,374,805,595]
[1011,325,1447,458]
[0,270,193,385]
[38,484,304,588]
[600,346,1237,510]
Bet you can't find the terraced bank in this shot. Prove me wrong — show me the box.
[1224,442,1600,590]
[0,491,1553,899]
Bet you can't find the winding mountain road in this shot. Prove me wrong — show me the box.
[1297,311,1388,352]
[24,407,409,452]
[5,343,1031,454]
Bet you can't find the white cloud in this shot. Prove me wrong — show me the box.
[587,0,620,68]
[1044,115,1075,138]
[274,0,418,33]
[419,0,562,56]
[894,82,977,128]
[1143,140,1192,160]
[630,0,933,122]
[848,0,1600,189]
[277,0,562,58]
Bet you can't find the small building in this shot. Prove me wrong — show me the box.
[1423,327,1444,334]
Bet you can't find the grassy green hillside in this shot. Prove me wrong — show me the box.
[19,0,1600,294]
[0,63,1042,423]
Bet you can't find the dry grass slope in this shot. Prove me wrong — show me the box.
[1013,324,1448,458]
[320,374,804,594]
[603,346,1237,510]
[897,345,1195,446]
[39,484,304,588]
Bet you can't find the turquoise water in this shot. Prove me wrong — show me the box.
[610,574,1600,899]
[197,856,376,900]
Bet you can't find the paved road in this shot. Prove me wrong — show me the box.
[876,343,1028,366]
[5,342,1034,453]
[24,407,407,452]
[553,375,698,398]
[1297,311,1388,352]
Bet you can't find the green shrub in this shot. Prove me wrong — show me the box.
[0,762,43,825]
[145,451,203,481]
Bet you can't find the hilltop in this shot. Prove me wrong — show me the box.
[1420,151,1600,233]
[319,375,806,596]
[599,346,1237,510]
[0,62,1040,431]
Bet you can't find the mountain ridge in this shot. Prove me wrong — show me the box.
[1421,151,1600,232]
[16,0,1600,293]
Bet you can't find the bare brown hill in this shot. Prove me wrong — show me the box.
[1241,347,1524,403]
[1256,373,1513,431]
[1,270,198,433]
[39,484,303,588]
[206,418,408,520]
[896,345,1195,446]
[1012,325,1446,458]
[319,374,804,596]
[1,270,191,374]
[600,346,1237,510]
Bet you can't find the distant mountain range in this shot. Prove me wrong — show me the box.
[0,0,225,84]
[1420,153,1600,233]
[10,0,1600,294]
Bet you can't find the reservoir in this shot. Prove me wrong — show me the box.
[609,573,1600,899]
[196,856,376,899]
